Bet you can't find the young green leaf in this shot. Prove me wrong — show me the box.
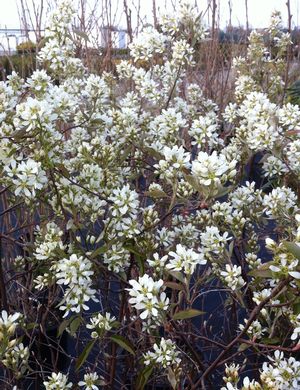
[172,309,205,320]
[76,339,96,371]
[110,335,135,355]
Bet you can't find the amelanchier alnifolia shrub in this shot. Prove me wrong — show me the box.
[1,0,300,388]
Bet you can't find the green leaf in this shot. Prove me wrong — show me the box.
[76,339,96,371]
[110,335,135,355]
[238,343,250,352]
[90,246,108,258]
[135,255,145,275]
[57,319,70,337]
[167,367,177,389]
[26,322,37,330]
[261,337,281,345]
[123,242,142,256]
[73,28,90,41]
[164,281,184,291]
[70,316,81,336]
[172,309,205,320]
[136,365,154,390]
[145,189,168,198]
[293,301,300,315]
[144,146,163,160]
[248,261,274,278]
[167,270,185,283]
[213,185,233,199]
[283,242,300,260]
[123,243,146,273]
[184,174,201,192]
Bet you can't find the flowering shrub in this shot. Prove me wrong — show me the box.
[0,1,300,389]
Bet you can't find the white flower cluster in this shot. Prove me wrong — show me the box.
[191,151,237,195]
[1,0,300,385]
[265,238,300,281]
[43,372,72,390]
[127,274,169,320]
[103,244,130,274]
[129,27,167,61]
[79,372,101,390]
[5,158,47,198]
[263,187,297,219]
[38,0,81,76]
[188,113,220,149]
[237,92,281,152]
[239,319,265,340]
[106,184,141,244]
[144,338,181,369]
[0,311,27,376]
[222,351,300,389]
[286,139,300,176]
[166,244,206,275]
[2,343,29,376]
[260,350,300,389]
[155,145,190,182]
[86,312,116,338]
[201,226,231,256]
[160,0,207,41]
[220,264,245,291]
[34,222,65,262]
[53,254,97,317]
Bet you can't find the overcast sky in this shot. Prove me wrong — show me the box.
[0,0,299,31]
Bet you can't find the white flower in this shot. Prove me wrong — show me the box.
[239,319,265,339]
[52,254,97,317]
[155,145,191,181]
[278,103,300,129]
[166,244,206,275]
[129,27,167,61]
[43,372,72,390]
[15,97,57,132]
[103,244,130,273]
[189,114,220,149]
[269,253,300,280]
[201,226,231,255]
[143,338,181,368]
[86,312,116,338]
[262,155,288,178]
[0,310,22,337]
[109,184,139,217]
[26,69,51,94]
[171,39,194,65]
[290,314,300,341]
[5,158,48,198]
[260,350,300,389]
[286,139,300,176]
[147,253,168,274]
[127,274,169,320]
[241,376,261,389]
[191,151,236,188]
[220,264,245,291]
[263,186,297,219]
[78,372,100,390]
[34,222,65,261]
